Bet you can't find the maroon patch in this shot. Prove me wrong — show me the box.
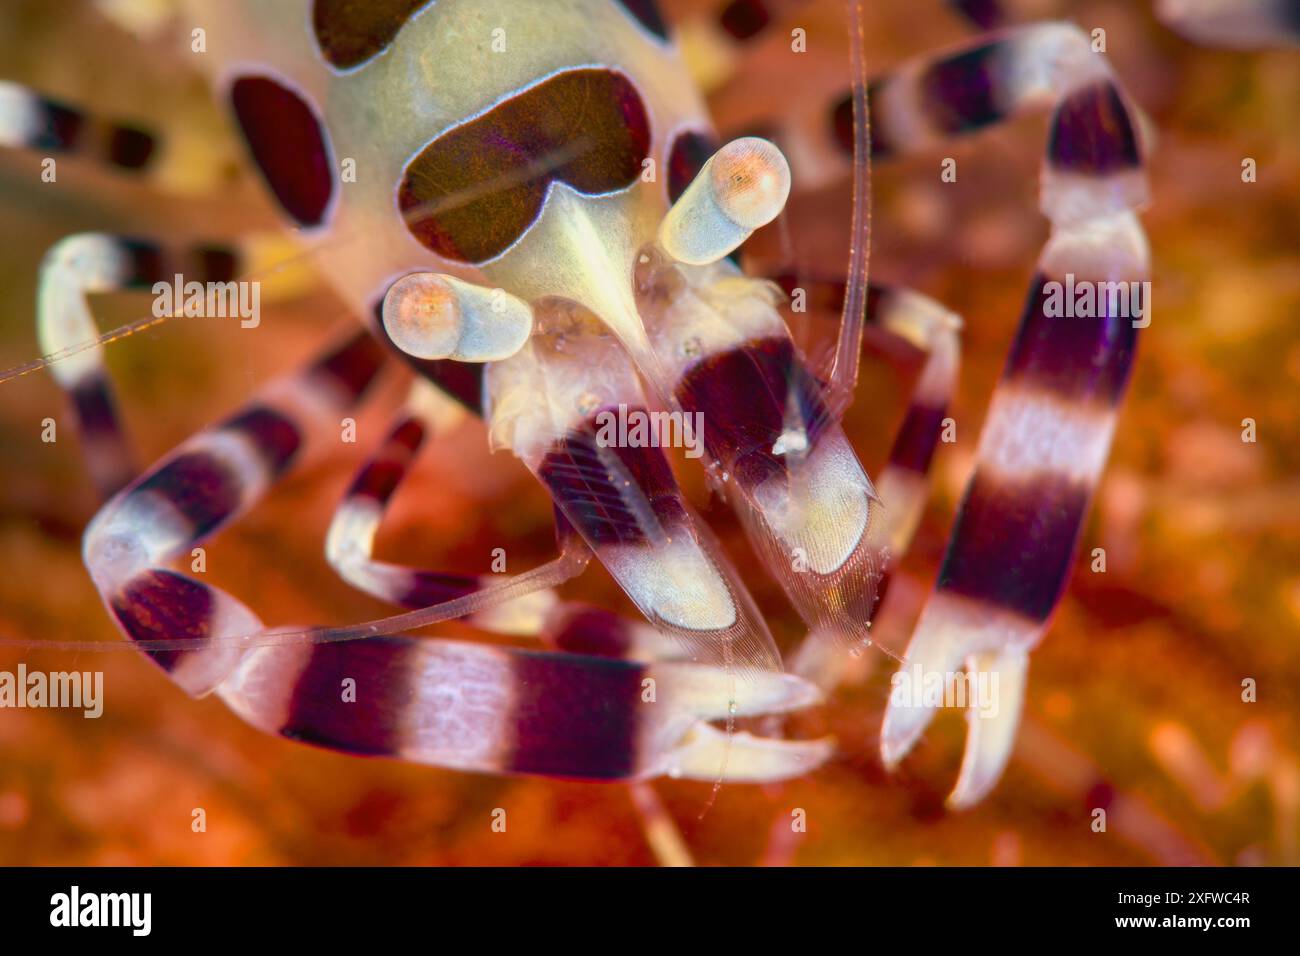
[832,81,894,159]
[1006,273,1139,406]
[667,129,718,202]
[111,569,216,672]
[229,75,335,227]
[191,246,240,283]
[938,470,1092,622]
[719,0,771,40]
[397,573,478,611]
[347,417,425,503]
[1047,80,1141,175]
[550,605,635,659]
[105,125,155,169]
[222,406,303,478]
[675,337,830,492]
[310,331,387,403]
[538,408,687,546]
[614,0,669,41]
[280,638,417,756]
[311,0,434,70]
[889,403,948,474]
[509,650,646,780]
[134,451,243,540]
[398,68,651,263]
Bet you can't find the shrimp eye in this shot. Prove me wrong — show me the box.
[397,68,651,264]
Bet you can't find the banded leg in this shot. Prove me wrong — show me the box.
[0,81,156,173]
[1155,0,1300,48]
[938,0,1300,47]
[83,331,387,695]
[75,328,810,782]
[825,23,1153,165]
[36,233,245,496]
[326,380,569,636]
[866,25,1152,808]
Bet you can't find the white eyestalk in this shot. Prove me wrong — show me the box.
[382,272,533,362]
[658,137,791,266]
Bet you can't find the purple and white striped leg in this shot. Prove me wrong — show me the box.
[326,381,571,636]
[0,81,156,174]
[871,28,1152,808]
[36,233,242,496]
[828,23,1150,165]
[82,331,387,695]
[75,329,817,782]
[1155,0,1300,48]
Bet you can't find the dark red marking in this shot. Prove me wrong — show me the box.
[311,0,433,69]
[614,0,669,40]
[27,95,156,170]
[719,0,771,40]
[832,81,895,159]
[192,246,239,283]
[397,573,478,610]
[111,569,215,672]
[310,331,387,403]
[105,125,155,169]
[1084,779,1116,811]
[1047,81,1141,175]
[222,406,302,478]
[919,41,1008,136]
[133,451,242,540]
[509,650,645,779]
[1005,273,1139,405]
[938,471,1091,622]
[118,239,238,286]
[667,129,718,203]
[537,408,687,546]
[675,337,829,492]
[70,376,122,444]
[945,0,1004,29]
[412,358,484,414]
[398,68,650,263]
[30,98,84,151]
[550,605,635,659]
[889,403,947,474]
[280,638,415,757]
[347,418,425,502]
[120,239,166,285]
[229,75,335,227]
